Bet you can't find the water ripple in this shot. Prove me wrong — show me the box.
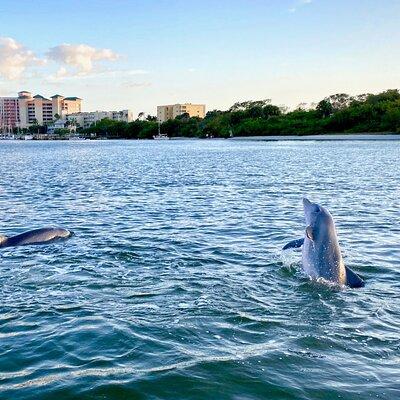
[0,140,399,399]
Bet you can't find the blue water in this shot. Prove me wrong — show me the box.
[0,140,399,399]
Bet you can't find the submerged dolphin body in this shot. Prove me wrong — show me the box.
[283,198,364,288]
[0,227,73,248]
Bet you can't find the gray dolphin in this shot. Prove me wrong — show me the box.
[283,198,364,288]
[0,227,73,248]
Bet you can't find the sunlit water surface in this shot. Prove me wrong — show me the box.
[0,140,399,399]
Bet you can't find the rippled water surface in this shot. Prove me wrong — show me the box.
[0,140,399,399]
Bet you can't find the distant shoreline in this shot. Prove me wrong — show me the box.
[169,133,400,141]
[228,133,400,141]
[1,133,399,143]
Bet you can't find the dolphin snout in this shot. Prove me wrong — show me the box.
[303,198,312,207]
[303,198,321,214]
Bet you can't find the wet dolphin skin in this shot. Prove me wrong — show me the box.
[283,198,364,288]
[0,227,73,248]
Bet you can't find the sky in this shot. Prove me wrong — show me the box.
[0,0,399,116]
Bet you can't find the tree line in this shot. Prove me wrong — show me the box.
[79,89,400,139]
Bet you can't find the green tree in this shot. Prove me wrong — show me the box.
[139,122,158,139]
[316,100,333,118]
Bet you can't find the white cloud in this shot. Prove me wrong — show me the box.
[123,82,152,88]
[289,0,313,13]
[54,67,69,78]
[0,38,142,86]
[47,43,119,74]
[115,69,148,77]
[0,37,42,80]
[46,68,148,83]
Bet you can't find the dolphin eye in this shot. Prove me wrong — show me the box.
[311,204,320,213]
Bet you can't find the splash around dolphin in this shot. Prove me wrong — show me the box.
[283,198,364,288]
[0,227,73,248]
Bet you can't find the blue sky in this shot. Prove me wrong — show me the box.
[0,0,399,116]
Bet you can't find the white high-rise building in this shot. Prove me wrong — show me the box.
[66,110,134,128]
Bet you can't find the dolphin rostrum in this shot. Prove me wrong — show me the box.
[0,227,73,248]
[283,198,364,288]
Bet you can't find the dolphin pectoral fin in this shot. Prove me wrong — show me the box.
[305,225,314,241]
[282,238,304,250]
[345,266,365,288]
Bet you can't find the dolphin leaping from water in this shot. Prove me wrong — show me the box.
[283,198,364,288]
[0,227,73,248]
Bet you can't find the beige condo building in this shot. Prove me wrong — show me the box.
[0,91,82,130]
[157,103,206,122]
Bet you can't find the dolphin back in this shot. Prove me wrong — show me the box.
[2,228,72,247]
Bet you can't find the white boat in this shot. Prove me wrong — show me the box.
[69,136,86,141]
[153,133,169,140]
[0,134,15,140]
[153,121,169,140]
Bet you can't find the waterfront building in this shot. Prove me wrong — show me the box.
[51,94,82,116]
[110,110,134,123]
[66,110,134,129]
[157,103,206,122]
[0,96,19,133]
[0,91,82,131]
[46,119,76,134]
